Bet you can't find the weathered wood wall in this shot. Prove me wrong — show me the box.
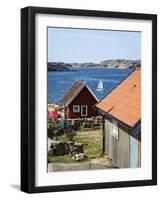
[104,117,141,168]
[104,118,130,168]
[137,133,141,167]
[117,125,129,168]
[104,119,110,156]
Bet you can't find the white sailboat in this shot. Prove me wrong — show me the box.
[96,80,104,92]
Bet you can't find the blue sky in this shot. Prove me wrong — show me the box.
[48,27,141,63]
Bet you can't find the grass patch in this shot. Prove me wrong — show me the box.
[48,155,73,163]
[75,129,103,158]
[48,129,103,163]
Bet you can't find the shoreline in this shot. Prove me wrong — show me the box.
[48,59,140,71]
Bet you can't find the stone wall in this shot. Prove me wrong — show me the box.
[48,138,84,156]
[65,118,102,131]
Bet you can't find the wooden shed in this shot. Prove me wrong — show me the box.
[60,80,98,119]
[95,68,141,168]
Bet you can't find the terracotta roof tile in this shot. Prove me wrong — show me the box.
[96,68,141,127]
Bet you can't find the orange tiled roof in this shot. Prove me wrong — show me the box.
[96,68,141,127]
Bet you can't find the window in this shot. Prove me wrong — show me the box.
[73,105,80,113]
[81,105,88,116]
[112,120,119,139]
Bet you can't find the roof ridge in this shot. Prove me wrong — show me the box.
[60,80,84,103]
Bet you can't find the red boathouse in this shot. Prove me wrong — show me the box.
[60,80,98,119]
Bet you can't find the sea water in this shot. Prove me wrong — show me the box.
[48,67,132,104]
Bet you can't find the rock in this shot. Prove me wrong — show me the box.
[67,141,75,148]
[84,123,92,128]
[48,140,84,156]
[73,143,84,153]
[48,62,72,71]
[48,138,52,151]
[93,123,100,128]
[48,149,54,156]
[50,141,65,156]
[73,123,81,130]
[64,143,70,155]
[72,153,87,161]
[79,62,100,67]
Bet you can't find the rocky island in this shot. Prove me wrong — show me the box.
[48,62,72,71]
[78,62,100,67]
[100,59,141,69]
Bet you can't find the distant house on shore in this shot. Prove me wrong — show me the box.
[61,80,98,119]
[95,68,141,168]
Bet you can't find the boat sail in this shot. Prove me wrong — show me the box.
[96,80,104,91]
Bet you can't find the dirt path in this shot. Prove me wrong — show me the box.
[90,157,117,168]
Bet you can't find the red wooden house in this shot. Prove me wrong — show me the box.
[60,80,98,119]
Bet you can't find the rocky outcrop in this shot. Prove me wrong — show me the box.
[70,62,99,67]
[48,139,84,156]
[79,62,100,67]
[48,62,72,71]
[100,59,141,69]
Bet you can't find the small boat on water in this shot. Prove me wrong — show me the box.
[96,80,104,92]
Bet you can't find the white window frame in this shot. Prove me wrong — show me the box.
[111,120,119,140]
[73,105,80,113]
[81,105,88,117]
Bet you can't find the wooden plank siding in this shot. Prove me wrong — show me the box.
[117,126,129,168]
[104,118,130,168]
[137,133,141,167]
[104,119,110,156]
[64,86,98,119]
[104,117,141,168]
[112,134,117,164]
